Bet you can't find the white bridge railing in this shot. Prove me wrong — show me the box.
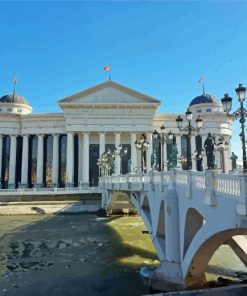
[100,169,246,201]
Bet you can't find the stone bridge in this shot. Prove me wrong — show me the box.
[99,169,247,291]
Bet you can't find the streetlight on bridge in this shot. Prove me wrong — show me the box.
[153,125,173,170]
[135,134,150,173]
[175,109,203,170]
[221,83,247,173]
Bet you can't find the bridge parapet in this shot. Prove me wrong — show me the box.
[100,170,247,217]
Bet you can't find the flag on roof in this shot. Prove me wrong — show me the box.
[103,65,111,71]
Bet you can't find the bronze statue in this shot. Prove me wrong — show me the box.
[230,152,238,170]
[204,133,215,169]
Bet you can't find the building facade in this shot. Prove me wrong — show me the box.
[0,80,233,189]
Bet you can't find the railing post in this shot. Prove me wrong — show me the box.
[237,175,247,216]
[150,170,154,191]
[186,170,192,199]
[204,170,217,206]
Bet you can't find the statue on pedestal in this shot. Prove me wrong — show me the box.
[204,133,216,169]
[230,152,238,170]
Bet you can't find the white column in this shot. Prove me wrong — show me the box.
[8,135,17,188]
[215,150,221,170]
[52,134,59,186]
[146,133,152,172]
[176,135,182,169]
[224,148,230,173]
[21,135,29,187]
[78,133,83,184]
[115,133,121,175]
[36,134,44,187]
[0,135,3,188]
[163,139,168,170]
[66,133,74,187]
[176,135,182,157]
[191,136,197,171]
[131,133,137,171]
[82,132,90,186]
[99,132,105,156]
[202,135,207,171]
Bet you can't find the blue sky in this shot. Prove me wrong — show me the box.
[0,1,247,157]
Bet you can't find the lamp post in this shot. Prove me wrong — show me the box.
[175,109,203,170]
[114,144,128,175]
[134,134,150,173]
[153,125,173,170]
[221,83,247,173]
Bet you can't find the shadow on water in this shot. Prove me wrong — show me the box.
[0,204,158,296]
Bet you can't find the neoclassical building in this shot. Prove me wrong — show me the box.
[0,80,233,189]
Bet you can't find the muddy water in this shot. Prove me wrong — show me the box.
[0,214,246,296]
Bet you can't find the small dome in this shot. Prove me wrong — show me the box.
[189,94,220,107]
[0,93,29,105]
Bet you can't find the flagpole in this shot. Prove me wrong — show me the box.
[203,80,205,94]
[109,64,111,80]
[13,75,16,98]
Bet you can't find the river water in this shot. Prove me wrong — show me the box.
[0,214,246,296]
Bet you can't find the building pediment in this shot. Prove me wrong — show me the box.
[58,80,160,109]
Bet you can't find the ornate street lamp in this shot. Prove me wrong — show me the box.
[114,144,128,175]
[175,110,203,170]
[221,83,247,173]
[153,125,173,170]
[134,134,150,173]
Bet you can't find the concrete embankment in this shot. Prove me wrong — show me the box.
[0,193,101,202]
[144,283,247,295]
[0,200,101,215]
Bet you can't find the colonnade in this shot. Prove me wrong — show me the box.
[0,132,230,189]
[0,132,142,189]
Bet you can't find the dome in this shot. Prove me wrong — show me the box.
[0,93,29,105]
[189,93,220,107]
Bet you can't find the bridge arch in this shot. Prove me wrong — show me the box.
[141,195,152,229]
[183,207,205,258]
[184,229,247,288]
[154,200,166,259]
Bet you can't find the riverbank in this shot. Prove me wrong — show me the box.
[0,200,101,215]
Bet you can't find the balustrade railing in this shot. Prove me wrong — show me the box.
[191,172,206,190]
[214,174,241,197]
[175,171,188,185]
[100,170,246,200]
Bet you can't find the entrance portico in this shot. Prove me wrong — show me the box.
[0,80,159,189]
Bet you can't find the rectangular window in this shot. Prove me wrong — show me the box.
[206,109,211,112]
[7,108,12,112]
[17,109,22,113]
[197,109,202,113]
